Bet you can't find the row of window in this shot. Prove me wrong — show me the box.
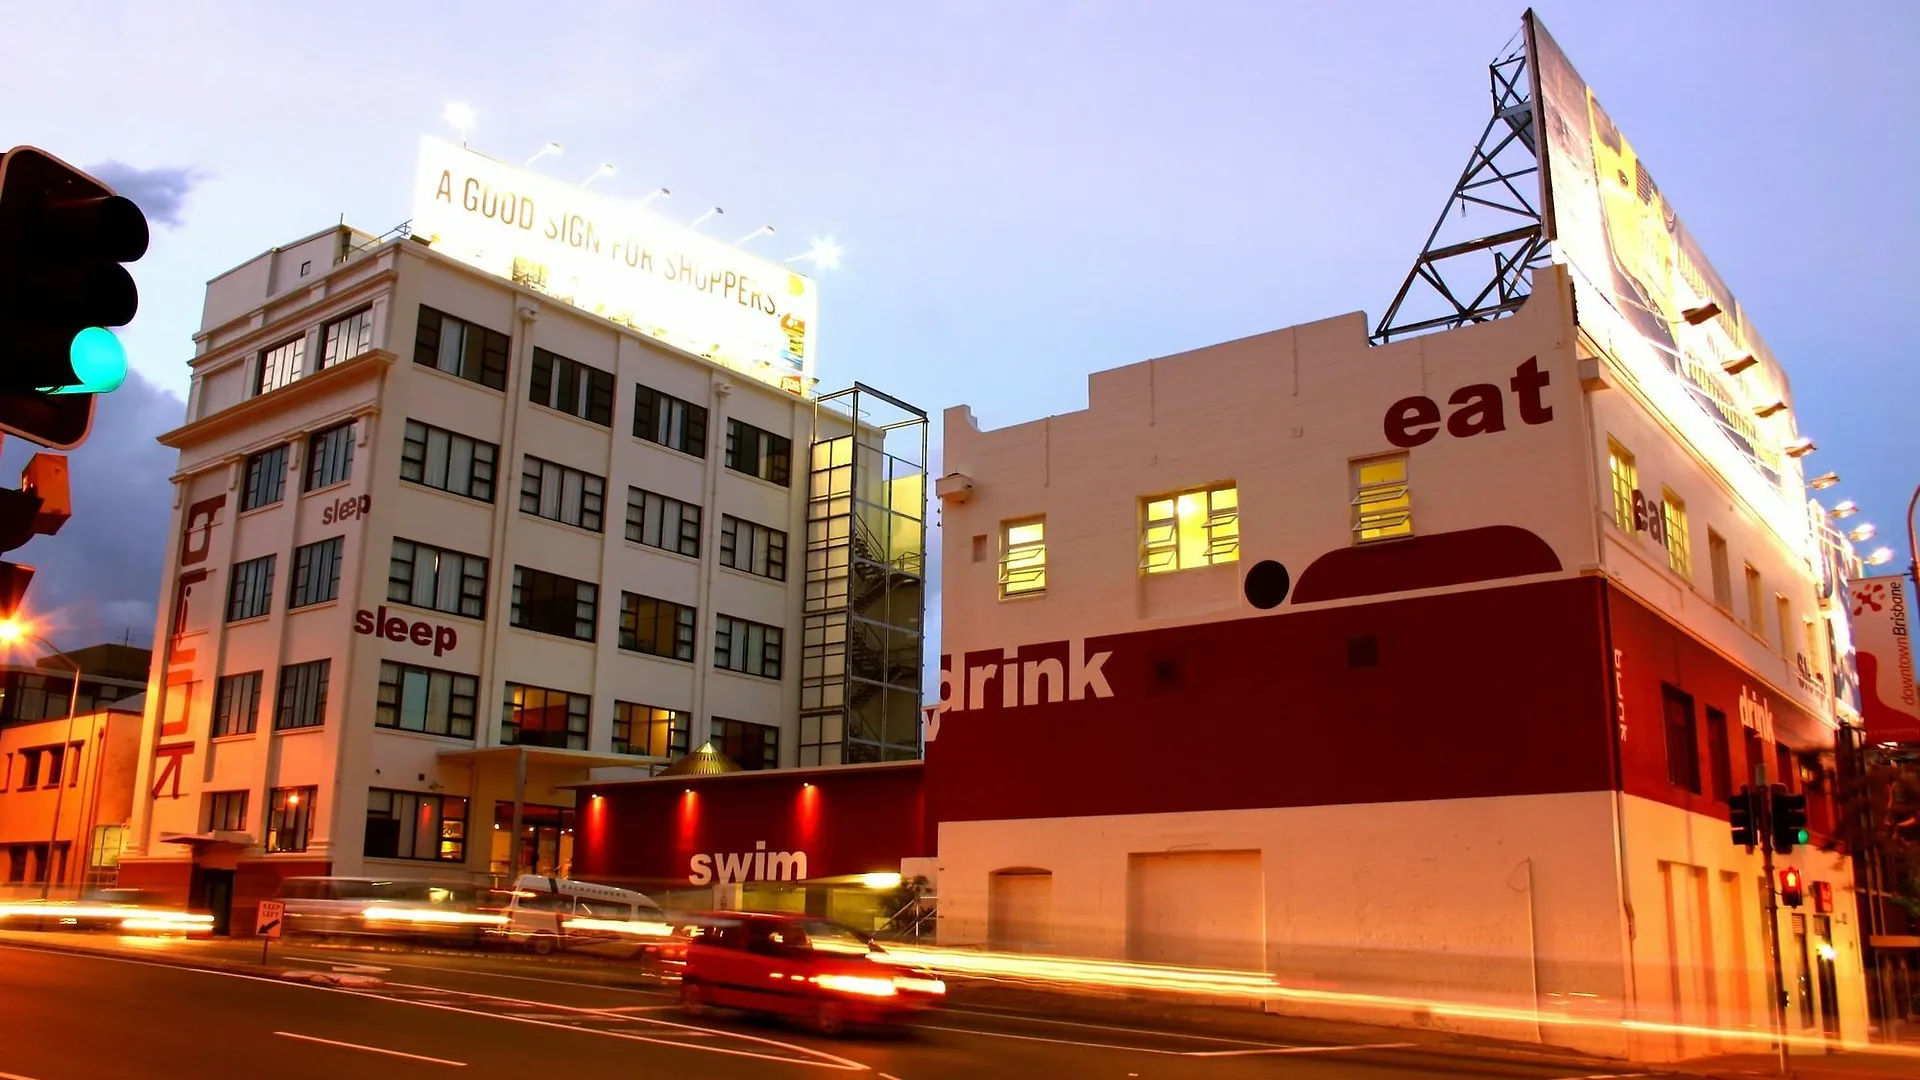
[1608,440,1817,663]
[210,652,779,755]
[227,538,345,620]
[1660,681,1826,814]
[243,417,788,581]
[255,308,375,396]
[0,742,82,791]
[202,787,317,853]
[995,458,1416,599]
[239,423,355,512]
[412,305,794,483]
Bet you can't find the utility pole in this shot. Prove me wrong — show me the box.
[1750,762,1792,1078]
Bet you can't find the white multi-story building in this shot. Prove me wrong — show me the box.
[116,221,925,923]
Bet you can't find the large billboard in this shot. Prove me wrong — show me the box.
[1850,575,1920,744]
[410,138,817,396]
[1528,13,1802,537]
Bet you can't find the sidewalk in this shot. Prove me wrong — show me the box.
[1678,1049,1920,1079]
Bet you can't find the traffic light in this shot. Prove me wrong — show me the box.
[1771,785,1809,854]
[1779,867,1804,908]
[1729,785,1759,850]
[0,145,149,450]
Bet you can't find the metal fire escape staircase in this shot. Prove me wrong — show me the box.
[1372,32,1552,344]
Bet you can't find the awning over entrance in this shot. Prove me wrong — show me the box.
[439,745,663,883]
[158,830,255,852]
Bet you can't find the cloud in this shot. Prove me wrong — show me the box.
[1,370,185,650]
[84,161,201,227]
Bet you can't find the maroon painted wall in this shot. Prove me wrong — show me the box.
[929,577,1617,824]
[1606,586,1836,831]
[573,764,928,888]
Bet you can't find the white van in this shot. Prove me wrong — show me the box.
[501,874,665,955]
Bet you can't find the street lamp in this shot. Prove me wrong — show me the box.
[582,163,616,189]
[0,618,84,899]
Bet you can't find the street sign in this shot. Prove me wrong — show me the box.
[256,899,284,939]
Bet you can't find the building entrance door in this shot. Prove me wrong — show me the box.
[1813,916,1842,1039]
[189,867,235,936]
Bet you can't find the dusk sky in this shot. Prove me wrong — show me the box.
[0,0,1914,653]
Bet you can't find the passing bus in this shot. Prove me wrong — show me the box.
[501,874,671,957]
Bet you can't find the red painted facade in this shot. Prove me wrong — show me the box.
[571,578,1839,875]
[573,763,929,888]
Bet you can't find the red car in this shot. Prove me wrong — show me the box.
[678,912,945,1034]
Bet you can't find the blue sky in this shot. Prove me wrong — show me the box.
[1,1,1915,652]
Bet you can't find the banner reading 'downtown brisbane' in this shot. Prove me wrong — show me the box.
[1527,12,1802,541]
[410,137,817,396]
[1849,575,1920,744]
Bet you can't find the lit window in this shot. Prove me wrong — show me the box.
[1142,485,1239,574]
[1662,490,1690,578]
[1608,440,1637,533]
[1352,457,1411,543]
[1000,519,1046,597]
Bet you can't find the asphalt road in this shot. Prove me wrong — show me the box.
[0,940,1675,1080]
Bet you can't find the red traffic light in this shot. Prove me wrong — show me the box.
[1779,867,1804,908]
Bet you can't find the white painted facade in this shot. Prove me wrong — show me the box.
[929,267,1868,1061]
[121,225,835,888]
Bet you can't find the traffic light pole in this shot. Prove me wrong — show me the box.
[1755,765,1790,1078]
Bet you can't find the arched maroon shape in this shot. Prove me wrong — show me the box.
[1292,525,1563,604]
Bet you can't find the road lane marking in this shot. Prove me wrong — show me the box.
[1184,1042,1418,1057]
[921,1023,1183,1055]
[946,1007,1282,1046]
[0,945,865,1073]
[273,1031,465,1067]
[285,953,671,997]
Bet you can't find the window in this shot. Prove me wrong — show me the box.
[1352,456,1412,542]
[725,419,791,485]
[1662,490,1690,578]
[241,445,287,511]
[1663,684,1700,794]
[1775,743,1796,793]
[634,385,708,456]
[288,537,345,609]
[364,790,468,862]
[1745,565,1765,635]
[376,661,478,739]
[999,518,1046,597]
[1708,530,1732,609]
[203,790,249,833]
[520,456,606,532]
[19,748,44,789]
[1706,707,1733,803]
[305,422,355,490]
[212,672,263,737]
[627,488,701,557]
[529,348,614,426]
[413,306,509,391]
[255,334,307,396]
[720,515,787,581]
[1804,619,1823,677]
[1776,595,1792,655]
[274,660,330,731]
[401,420,498,503]
[511,566,598,642]
[714,614,783,680]
[388,539,488,619]
[1142,483,1240,573]
[1608,440,1637,532]
[619,593,696,661]
[42,745,71,788]
[710,717,779,771]
[226,554,276,622]
[265,787,316,853]
[321,307,373,369]
[501,683,589,749]
[613,702,690,758]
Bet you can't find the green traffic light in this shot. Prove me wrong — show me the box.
[1797,828,1810,845]
[46,327,129,395]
